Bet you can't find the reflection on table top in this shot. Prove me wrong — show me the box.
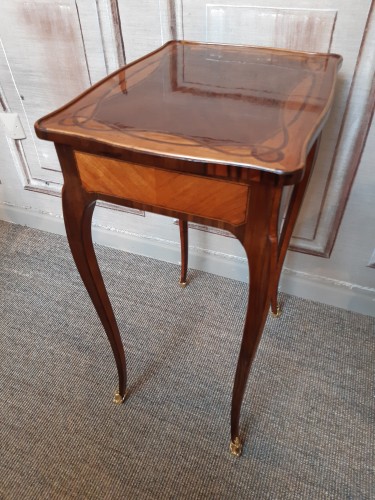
[35,41,342,176]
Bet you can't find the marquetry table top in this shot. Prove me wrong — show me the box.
[35,40,342,178]
[33,40,343,457]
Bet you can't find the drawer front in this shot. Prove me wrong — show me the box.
[75,152,249,226]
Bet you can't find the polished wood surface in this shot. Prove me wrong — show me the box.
[56,144,127,400]
[34,40,341,456]
[269,135,321,315]
[35,40,342,181]
[75,151,249,225]
[179,220,188,286]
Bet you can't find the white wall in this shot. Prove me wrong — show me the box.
[0,0,374,317]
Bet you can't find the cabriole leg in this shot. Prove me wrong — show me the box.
[230,239,273,456]
[179,219,188,287]
[270,137,321,316]
[230,182,280,456]
[62,187,127,402]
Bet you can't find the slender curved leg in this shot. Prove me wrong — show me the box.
[230,183,280,456]
[230,240,273,455]
[179,220,188,287]
[61,183,127,403]
[270,137,321,316]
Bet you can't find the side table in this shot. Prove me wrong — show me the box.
[35,41,342,456]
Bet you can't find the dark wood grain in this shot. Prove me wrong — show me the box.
[270,136,321,315]
[35,40,342,456]
[35,40,342,183]
[231,180,282,452]
[179,220,188,285]
[56,144,127,401]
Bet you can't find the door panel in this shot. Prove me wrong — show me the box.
[0,0,373,261]
[117,0,373,256]
[0,0,114,192]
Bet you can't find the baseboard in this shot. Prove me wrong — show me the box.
[279,268,375,318]
[1,203,374,318]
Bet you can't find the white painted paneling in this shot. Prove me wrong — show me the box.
[0,0,109,194]
[1,2,87,183]
[205,6,337,51]
[117,0,171,62]
[0,0,374,316]
[284,118,375,310]
[294,4,375,255]
[174,0,373,255]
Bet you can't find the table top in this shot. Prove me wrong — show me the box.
[35,41,342,178]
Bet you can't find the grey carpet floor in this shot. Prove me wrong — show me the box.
[0,220,374,500]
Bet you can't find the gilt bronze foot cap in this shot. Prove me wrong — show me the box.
[113,390,126,404]
[179,280,187,288]
[271,304,281,318]
[230,437,242,457]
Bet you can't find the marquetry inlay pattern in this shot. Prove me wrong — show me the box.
[75,151,249,225]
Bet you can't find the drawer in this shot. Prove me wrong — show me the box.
[75,151,249,226]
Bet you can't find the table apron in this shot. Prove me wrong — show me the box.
[74,151,250,226]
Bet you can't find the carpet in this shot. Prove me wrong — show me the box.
[0,220,374,499]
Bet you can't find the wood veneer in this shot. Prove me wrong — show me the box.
[35,40,342,457]
[75,152,249,225]
[35,40,342,182]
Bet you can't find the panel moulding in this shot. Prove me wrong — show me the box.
[290,2,375,256]
[1,200,374,316]
[367,248,375,269]
[172,1,374,258]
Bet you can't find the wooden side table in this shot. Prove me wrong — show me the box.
[35,41,342,456]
